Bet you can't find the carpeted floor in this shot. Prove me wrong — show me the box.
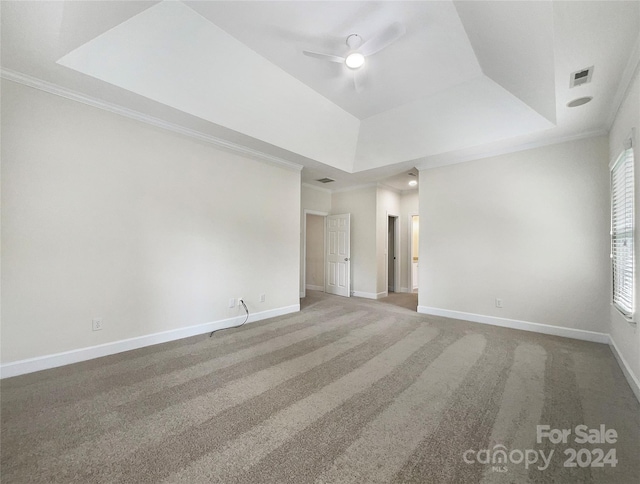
[377,291,419,312]
[1,291,639,483]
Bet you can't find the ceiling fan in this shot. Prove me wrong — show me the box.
[302,22,406,92]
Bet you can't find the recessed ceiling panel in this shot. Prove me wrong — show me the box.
[57,0,360,172]
[187,0,483,119]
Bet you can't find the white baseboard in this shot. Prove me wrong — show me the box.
[397,287,410,293]
[417,306,609,344]
[0,304,300,379]
[608,336,640,403]
[352,291,387,300]
[416,305,640,402]
[351,291,375,299]
[305,284,324,292]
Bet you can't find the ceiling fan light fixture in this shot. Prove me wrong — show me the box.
[345,52,365,69]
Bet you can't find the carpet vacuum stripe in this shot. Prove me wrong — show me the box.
[163,325,447,483]
[4,313,395,482]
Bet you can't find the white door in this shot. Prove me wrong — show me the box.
[325,213,351,297]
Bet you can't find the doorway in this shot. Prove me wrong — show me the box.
[388,215,399,293]
[303,210,327,298]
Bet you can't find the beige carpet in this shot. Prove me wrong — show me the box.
[376,291,418,312]
[1,291,639,483]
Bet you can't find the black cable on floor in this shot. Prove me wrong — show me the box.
[210,299,249,337]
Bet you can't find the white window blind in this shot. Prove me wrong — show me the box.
[611,144,635,318]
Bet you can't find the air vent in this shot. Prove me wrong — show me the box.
[570,66,593,88]
[316,177,335,184]
[408,172,417,177]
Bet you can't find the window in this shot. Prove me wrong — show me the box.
[611,139,635,319]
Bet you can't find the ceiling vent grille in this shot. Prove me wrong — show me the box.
[316,177,335,183]
[570,66,593,88]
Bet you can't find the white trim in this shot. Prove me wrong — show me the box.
[352,291,387,299]
[397,287,410,293]
[415,129,608,172]
[352,291,378,299]
[304,210,330,217]
[608,336,640,403]
[305,284,324,291]
[300,291,305,298]
[417,306,609,344]
[607,32,640,129]
[0,304,299,379]
[1,68,303,173]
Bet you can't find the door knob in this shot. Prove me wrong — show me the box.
[344,258,350,261]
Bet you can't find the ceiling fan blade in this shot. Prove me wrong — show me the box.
[353,70,364,93]
[303,50,345,63]
[360,22,406,57]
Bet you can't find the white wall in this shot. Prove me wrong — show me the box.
[301,184,331,214]
[400,191,419,292]
[1,80,301,365]
[376,187,401,295]
[418,136,610,334]
[331,187,377,297]
[609,65,640,391]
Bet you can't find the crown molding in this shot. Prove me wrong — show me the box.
[607,32,640,130]
[1,68,303,173]
[415,128,609,171]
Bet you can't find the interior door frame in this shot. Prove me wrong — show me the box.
[408,212,419,293]
[301,209,328,298]
[386,212,400,295]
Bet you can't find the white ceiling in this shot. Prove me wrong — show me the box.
[2,1,639,192]
[186,0,483,120]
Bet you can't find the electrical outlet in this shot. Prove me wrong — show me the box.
[92,318,103,331]
[259,294,266,303]
[495,298,503,309]
[228,298,236,308]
